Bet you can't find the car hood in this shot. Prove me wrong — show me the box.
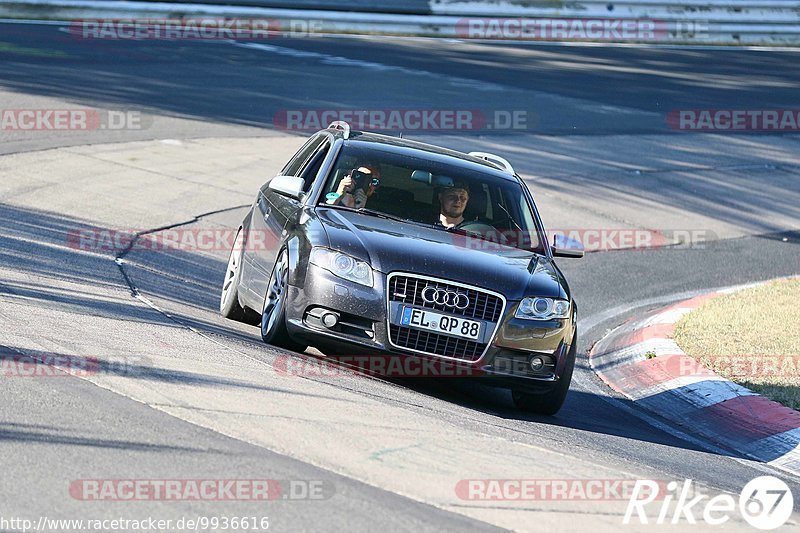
[316,208,567,301]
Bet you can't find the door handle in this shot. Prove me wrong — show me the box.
[259,196,271,219]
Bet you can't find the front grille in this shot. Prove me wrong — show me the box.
[390,325,484,361]
[388,275,503,322]
[387,274,505,362]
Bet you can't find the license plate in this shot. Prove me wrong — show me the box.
[400,307,482,341]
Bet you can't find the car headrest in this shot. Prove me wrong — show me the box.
[374,187,414,205]
[464,187,488,220]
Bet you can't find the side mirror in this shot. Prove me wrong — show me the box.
[552,234,584,258]
[268,175,305,200]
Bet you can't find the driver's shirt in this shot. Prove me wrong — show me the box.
[433,217,464,229]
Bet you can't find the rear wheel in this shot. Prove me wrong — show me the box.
[512,334,577,416]
[261,250,307,352]
[220,228,248,321]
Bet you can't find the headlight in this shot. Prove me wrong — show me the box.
[309,247,374,287]
[515,297,570,320]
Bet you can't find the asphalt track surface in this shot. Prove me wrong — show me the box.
[1,21,800,531]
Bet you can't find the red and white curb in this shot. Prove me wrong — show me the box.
[589,282,800,477]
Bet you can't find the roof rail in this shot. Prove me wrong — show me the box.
[327,121,351,139]
[468,152,515,175]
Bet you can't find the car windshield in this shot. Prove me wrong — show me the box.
[318,145,544,253]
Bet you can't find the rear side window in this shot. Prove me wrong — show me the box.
[282,135,325,177]
[299,140,332,192]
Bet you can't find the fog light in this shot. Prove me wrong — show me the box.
[530,356,545,372]
[322,312,339,328]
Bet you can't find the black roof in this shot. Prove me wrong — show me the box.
[324,128,518,182]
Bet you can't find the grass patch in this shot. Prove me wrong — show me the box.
[673,278,800,410]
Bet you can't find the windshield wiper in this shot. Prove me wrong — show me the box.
[357,210,458,233]
[496,202,524,233]
[446,223,539,253]
[325,204,423,226]
[355,208,408,223]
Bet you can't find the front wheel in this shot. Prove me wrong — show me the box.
[260,250,306,352]
[220,228,248,321]
[512,335,577,416]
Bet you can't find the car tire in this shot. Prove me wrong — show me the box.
[220,228,249,322]
[512,334,577,416]
[260,249,307,352]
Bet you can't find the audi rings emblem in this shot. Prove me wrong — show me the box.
[421,286,470,310]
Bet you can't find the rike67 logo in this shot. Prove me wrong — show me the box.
[624,476,794,529]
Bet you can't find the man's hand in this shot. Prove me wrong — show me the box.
[337,176,354,196]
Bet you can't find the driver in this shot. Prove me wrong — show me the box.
[436,180,470,228]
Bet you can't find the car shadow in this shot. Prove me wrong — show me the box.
[0,421,207,453]
[295,347,739,457]
[0,346,339,401]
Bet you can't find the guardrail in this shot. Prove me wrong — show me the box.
[144,0,432,14]
[432,0,800,20]
[431,1,800,44]
[2,0,799,44]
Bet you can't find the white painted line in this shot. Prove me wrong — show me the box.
[0,18,68,25]
[598,337,683,362]
[639,307,693,327]
[761,429,800,474]
[635,375,755,407]
[767,449,800,478]
[718,281,765,294]
[231,41,506,92]
[582,277,799,343]
[588,276,800,478]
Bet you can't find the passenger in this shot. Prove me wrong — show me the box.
[326,165,381,208]
[436,181,470,228]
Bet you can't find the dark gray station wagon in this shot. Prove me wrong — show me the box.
[220,122,583,414]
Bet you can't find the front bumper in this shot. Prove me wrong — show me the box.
[284,265,575,389]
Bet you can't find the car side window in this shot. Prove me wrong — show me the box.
[299,140,332,192]
[281,135,325,177]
